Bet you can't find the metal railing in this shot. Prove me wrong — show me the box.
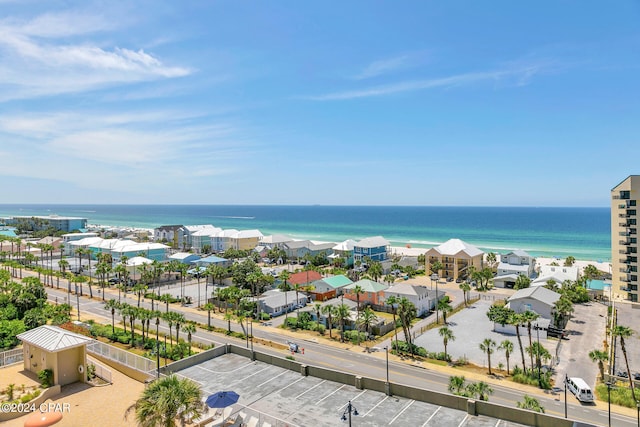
[0,348,23,367]
[87,341,155,373]
[88,358,113,383]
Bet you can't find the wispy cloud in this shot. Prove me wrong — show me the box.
[306,63,547,101]
[354,55,411,80]
[0,10,191,101]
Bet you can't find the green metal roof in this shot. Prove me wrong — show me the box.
[315,275,353,289]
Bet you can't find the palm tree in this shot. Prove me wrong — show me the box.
[517,395,545,413]
[588,349,608,382]
[448,375,466,395]
[612,325,636,397]
[514,275,531,290]
[479,338,496,375]
[203,303,215,329]
[508,312,527,373]
[357,307,377,347]
[498,340,514,375]
[397,297,417,356]
[321,304,337,339]
[163,311,176,346]
[336,303,351,342]
[353,284,365,313]
[459,282,471,307]
[173,313,186,343]
[522,311,540,373]
[437,298,453,324]
[104,299,120,336]
[125,374,204,427]
[368,261,383,282]
[470,381,493,401]
[182,322,196,356]
[439,326,455,361]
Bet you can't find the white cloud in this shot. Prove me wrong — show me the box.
[0,10,191,101]
[306,64,547,101]
[354,55,411,80]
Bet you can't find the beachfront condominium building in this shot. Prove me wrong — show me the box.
[612,175,640,302]
[425,238,484,281]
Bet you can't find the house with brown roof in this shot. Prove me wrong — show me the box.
[289,270,322,286]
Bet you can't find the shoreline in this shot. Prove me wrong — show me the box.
[84,222,612,269]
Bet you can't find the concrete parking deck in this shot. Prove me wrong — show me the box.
[176,353,528,427]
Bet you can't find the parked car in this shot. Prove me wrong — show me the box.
[618,370,629,378]
[633,373,640,381]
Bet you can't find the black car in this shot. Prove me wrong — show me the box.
[618,370,629,378]
[634,373,640,381]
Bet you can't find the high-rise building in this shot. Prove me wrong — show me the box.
[611,176,639,302]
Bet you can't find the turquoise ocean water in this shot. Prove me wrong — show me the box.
[0,205,611,262]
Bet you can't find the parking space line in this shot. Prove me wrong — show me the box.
[235,366,271,382]
[279,376,306,391]
[316,384,346,404]
[295,380,326,399]
[338,390,366,410]
[389,399,415,425]
[422,406,441,426]
[457,414,468,427]
[494,420,501,427]
[362,395,388,417]
[256,370,289,388]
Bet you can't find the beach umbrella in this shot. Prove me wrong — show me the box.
[206,391,240,408]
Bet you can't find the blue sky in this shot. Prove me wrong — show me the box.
[1,1,639,207]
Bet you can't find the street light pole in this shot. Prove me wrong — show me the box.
[564,374,568,418]
[535,326,541,388]
[606,381,613,427]
[341,400,358,426]
[75,283,80,321]
[156,317,160,378]
[384,346,390,396]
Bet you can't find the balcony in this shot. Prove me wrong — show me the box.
[621,286,631,292]
[620,276,631,283]
[620,240,632,245]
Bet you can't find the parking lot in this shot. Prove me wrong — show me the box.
[613,302,640,377]
[176,353,528,427]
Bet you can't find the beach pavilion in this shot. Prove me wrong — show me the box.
[17,325,93,386]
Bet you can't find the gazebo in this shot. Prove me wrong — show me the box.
[17,325,93,386]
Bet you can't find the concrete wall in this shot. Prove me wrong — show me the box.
[0,385,61,422]
[161,346,226,374]
[57,347,85,386]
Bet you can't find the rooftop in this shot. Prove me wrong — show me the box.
[17,325,94,352]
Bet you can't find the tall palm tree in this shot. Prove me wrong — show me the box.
[459,279,472,304]
[437,298,453,324]
[104,299,120,336]
[612,325,636,398]
[368,261,383,282]
[321,304,337,339]
[509,312,527,372]
[173,312,186,343]
[479,338,496,375]
[125,374,204,427]
[439,326,455,361]
[397,297,417,356]
[499,340,514,375]
[522,311,540,373]
[353,284,365,313]
[588,349,608,382]
[336,303,351,342]
[278,271,292,320]
[203,303,215,329]
[182,322,196,356]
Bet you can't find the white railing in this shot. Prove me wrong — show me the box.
[87,341,155,373]
[88,359,112,383]
[0,348,23,367]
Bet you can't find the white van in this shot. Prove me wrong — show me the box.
[567,377,594,402]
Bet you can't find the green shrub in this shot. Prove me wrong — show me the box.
[38,369,54,388]
[596,383,640,408]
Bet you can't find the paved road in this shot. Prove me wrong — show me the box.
[22,271,638,427]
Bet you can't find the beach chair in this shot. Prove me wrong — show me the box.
[246,416,259,427]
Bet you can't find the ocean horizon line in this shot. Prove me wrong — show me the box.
[0,203,610,209]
